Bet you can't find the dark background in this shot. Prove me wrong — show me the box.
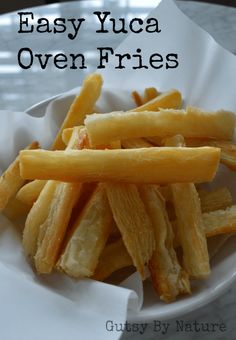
[0,0,235,15]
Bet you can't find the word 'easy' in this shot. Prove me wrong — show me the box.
[18,12,161,40]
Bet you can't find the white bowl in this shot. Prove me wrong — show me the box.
[26,90,236,322]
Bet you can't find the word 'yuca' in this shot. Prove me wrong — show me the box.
[106,183,155,279]
[52,73,103,150]
[58,184,113,278]
[0,141,39,211]
[140,185,190,302]
[84,107,235,146]
[19,147,220,184]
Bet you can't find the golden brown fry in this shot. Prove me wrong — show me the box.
[173,205,236,248]
[23,128,83,272]
[0,141,39,211]
[134,89,182,112]
[23,180,58,258]
[187,139,236,172]
[162,186,232,211]
[106,183,155,279]
[52,73,103,150]
[198,187,232,213]
[85,107,234,146]
[62,126,84,146]
[139,185,190,302]
[203,205,236,237]
[16,180,47,206]
[143,87,159,103]
[166,135,210,279]
[19,147,220,184]
[212,141,236,171]
[34,181,81,273]
[132,91,143,107]
[93,238,133,281]
[171,183,210,278]
[57,184,113,278]
[3,196,31,221]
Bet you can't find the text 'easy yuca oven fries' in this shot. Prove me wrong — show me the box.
[1,72,236,304]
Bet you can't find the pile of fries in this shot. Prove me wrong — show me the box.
[1,73,236,303]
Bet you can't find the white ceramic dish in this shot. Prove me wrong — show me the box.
[25,90,236,322]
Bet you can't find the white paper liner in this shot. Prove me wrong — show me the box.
[1,0,236,338]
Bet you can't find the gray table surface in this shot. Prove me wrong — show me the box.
[0,1,236,339]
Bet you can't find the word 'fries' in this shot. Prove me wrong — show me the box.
[85,107,235,146]
[19,147,220,184]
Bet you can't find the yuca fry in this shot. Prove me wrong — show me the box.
[161,186,232,214]
[34,127,86,273]
[143,87,159,103]
[21,74,102,201]
[0,141,39,211]
[171,183,210,278]
[16,180,47,205]
[35,181,81,273]
[23,127,83,271]
[198,187,232,213]
[133,89,181,112]
[84,107,235,146]
[173,205,236,247]
[106,183,155,279]
[203,205,236,237]
[52,73,103,150]
[17,72,101,204]
[131,87,159,107]
[3,196,31,221]
[211,141,236,171]
[57,184,113,278]
[23,181,58,257]
[139,185,190,302]
[186,139,236,172]
[19,147,220,184]
[166,135,210,278]
[62,126,84,146]
[132,91,143,107]
[93,238,133,281]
